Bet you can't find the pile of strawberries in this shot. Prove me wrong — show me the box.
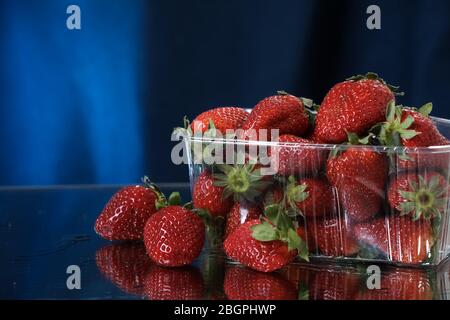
[95,72,450,275]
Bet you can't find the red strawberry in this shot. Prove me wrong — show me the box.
[388,171,449,220]
[271,134,326,176]
[224,202,262,239]
[190,107,249,134]
[144,205,205,267]
[353,215,434,264]
[192,171,233,217]
[95,178,164,240]
[145,265,204,300]
[327,147,388,222]
[286,176,335,218]
[356,269,432,300]
[308,267,360,300]
[377,104,450,170]
[241,92,310,141]
[223,219,298,272]
[306,216,359,257]
[314,73,396,143]
[224,266,297,300]
[95,242,152,296]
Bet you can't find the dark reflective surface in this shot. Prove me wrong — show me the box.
[1,185,449,300]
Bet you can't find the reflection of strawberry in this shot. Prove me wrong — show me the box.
[241,92,310,141]
[223,219,297,272]
[192,171,233,217]
[145,265,204,300]
[279,263,311,289]
[327,148,388,222]
[95,178,164,240]
[95,242,152,296]
[314,73,396,143]
[190,107,249,134]
[308,268,360,300]
[144,205,205,267]
[224,202,262,239]
[306,217,359,257]
[224,266,297,300]
[272,135,326,176]
[356,269,432,300]
[388,171,449,220]
[354,215,434,264]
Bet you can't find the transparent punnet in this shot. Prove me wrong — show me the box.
[181,117,450,267]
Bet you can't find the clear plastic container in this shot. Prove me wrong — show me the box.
[182,116,450,267]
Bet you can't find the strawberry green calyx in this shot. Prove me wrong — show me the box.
[398,175,447,220]
[194,208,225,251]
[346,72,404,96]
[286,176,309,216]
[251,204,309,262]
[141,176,168,210]
[213,164,271,203]
[374,101,420,147]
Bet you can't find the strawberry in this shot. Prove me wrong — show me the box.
[95,242,152,296]
[144,265,204,300]
[224,202,262,239]
[192,171,233,217]
[190,107,249,134]
[306,216,359,257]
[240,92,310,141]
[270,134,327,176]
[308,267,360,300]
[285,176,335,218]
[326,147,388,222]
[94,177,164,240]
[356,269,432,300]
[224,266,297,300]
[143,203,205,267]
[223,219,298,272]
[388,171,449,220]
[314,72,396,143]
[374,103,450,170]
[353,215,434,264]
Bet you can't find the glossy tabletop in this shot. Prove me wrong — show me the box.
[1,184,449,300]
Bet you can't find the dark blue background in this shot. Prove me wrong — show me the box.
[1,0,450,185]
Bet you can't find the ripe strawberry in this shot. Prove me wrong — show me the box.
[94,177,164,240]
[271,134,326,176]
[240,92,310,141]
[192,171,233,217]
[356,268,432,300]
[375,103,450,170]
[263,184,285,206]
[144,205,205,267]
[95,242,152,296]
[144,265,204,300]
[224,202,262,239]
[314,72,396,143]
[306,216,359,257]
[223,219,298,272]
[388,171,449,220]
[224,266,297,300]
[327,147,388,222]
[308,267,360,300]
[353,215,434,264]
[285,176,335,218]
[190,107,249,134]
